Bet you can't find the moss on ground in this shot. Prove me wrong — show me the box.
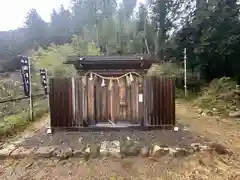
[193,77,237,116]
[0,99,48,139]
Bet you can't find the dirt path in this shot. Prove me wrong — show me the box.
[0,103,240,179]
[176,101,240,153]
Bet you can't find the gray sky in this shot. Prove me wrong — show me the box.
[0,0,145,31]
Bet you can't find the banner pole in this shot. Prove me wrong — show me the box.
[28,57,33,121]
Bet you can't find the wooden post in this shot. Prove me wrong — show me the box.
[72,77,76,124]
[28,57,33,121]
[184,48,188,98]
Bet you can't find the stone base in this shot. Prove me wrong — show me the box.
[0,141,230,160]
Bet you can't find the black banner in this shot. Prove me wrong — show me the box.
[39,68,48,95]
[19,56,30,97]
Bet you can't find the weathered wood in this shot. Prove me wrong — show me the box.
[49,75,175,128]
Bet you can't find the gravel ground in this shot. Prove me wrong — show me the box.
[19,127,209,150]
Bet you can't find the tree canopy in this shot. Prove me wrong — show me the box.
[0,0,240,81]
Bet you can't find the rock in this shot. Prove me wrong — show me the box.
[35,146,56,158]
[120,140,140,156]
[197,109,203,114]
[216,116,221,122]
[128,144,140,156]
[206,111,214,116]
[173,127,179,132]
[84,146,91,153]
[210,143,232,155]
[230,106,237,111]
[90,144,100,158]
[169,148,190,157]
[53,147,73,160]
[212,108,217,111]
[100,141,121,158]
[190,143,202,152]
[46,128,52,135]
[150,145,169,157]
[78,137,83,143]
[139,147,149,157]
[72,149,84,157]
[10,147,35,159]
[201,112,206,116]
[229,111,240,118]
[100,149,109,157]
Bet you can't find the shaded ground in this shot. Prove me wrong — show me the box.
[20,128,208,150]
[0,101,240,179]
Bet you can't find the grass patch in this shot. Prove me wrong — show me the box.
[193,77,237,116]
[0,99,49,139]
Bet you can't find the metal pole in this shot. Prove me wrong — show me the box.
[28,57,33,121]
[184,48,188,98]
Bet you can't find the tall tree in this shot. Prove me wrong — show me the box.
[49,5,72,44]
[25,9,48,48]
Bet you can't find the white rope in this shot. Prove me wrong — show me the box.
[84,71,141,81]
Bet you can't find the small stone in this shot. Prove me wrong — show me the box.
[120,140,140,156]
[210,143,231,155]
[53,147,73,160]
[10,147,34,158]
[190,143,202,152]
[46,128,52,135]
[206,111,214,116]
[197,109,203,114]
[169,148,190,157]
[78,137,83,143]
[150,145,169,157]
[72,149,83,157]
[201,112,206,116]
[173,127,179,132]
[35,146,56,158]
[90,144,100,158]
[100,149,109,157]
[84,147,91,153]
[212,108,217,111]
[140,147,149,157]
[229,111,240,118]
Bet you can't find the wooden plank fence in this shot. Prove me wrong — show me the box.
[49,76,175,129]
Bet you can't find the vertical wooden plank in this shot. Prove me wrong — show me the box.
[145,77,150,126]
[94,82,97,124]
[135,77,139,124]
[109,80,113,121]
[172,77,176,126]
[71,77,76,126]
[168,76,172,126]
[60,79,65,127]
[88,77,95,124]
[138,76,144,126]
[82,76,87,123]
[77,77,83,126]
[95,78,100,122]
[155,76,159,126]
[165,76,169,126]
[74,77,78,126]
[101,80,107,121]
[143,77,146,126]
[49,78,55,127]
[161,76,165,126]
